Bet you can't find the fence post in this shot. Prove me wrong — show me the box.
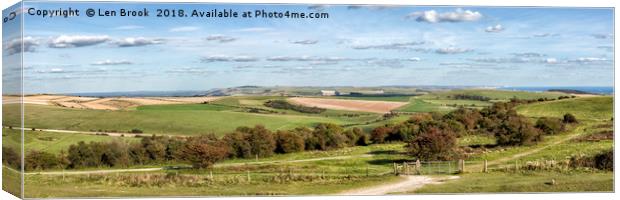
[403,161,407,175]
[366,165,369,177]
[247,170,251,182]
[415,159,421,175]
[458,159,465,173]
[484,160,488,173]
[393,162,397,175]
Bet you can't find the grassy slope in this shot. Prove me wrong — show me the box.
[516,96,613,121]
[23,143,408,197]
[3,103,379,136]
[415,171,612,193]
[3,128,138,154]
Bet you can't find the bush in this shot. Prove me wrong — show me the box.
[130,129,144,134]
[494,116,542,146]
[563,113,578,124]
[535,117,565,135]
[2,147,21,169]
[312,123,347,150]
[25,150,59,170]
[238,125,276,157]
[179,135,229,169]
[370,126,391,144]
[222,131,252,158]
[406,127,457,160]
[275,130,305,153]
[570,150,613,171]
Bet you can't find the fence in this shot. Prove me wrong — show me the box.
[393,159,577,175]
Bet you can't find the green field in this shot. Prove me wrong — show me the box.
[516,96,613,121]
[3,103,382,136]
[396,98,454,113]
[2,128,138,154]
[326,95,413,102]
[415,171,613,193]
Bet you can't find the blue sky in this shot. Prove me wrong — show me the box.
[2,2,614,93]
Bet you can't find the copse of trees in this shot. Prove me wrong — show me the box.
[264,99,326,114]
[179,134,229,169]
[451,94,492,101]
[405,126,457,160]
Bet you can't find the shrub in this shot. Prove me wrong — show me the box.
[563,113,578,124]
[313,123,347,150]
[2,147,21,169]
[238,125,276,157]
[130,129,144,134]
[25,150,59,170]
[222,131,252,158]
[494,116,542,146]
[535,117,565,135]
[406,127,457,160]
[370,126,391,144]
[179,135,229,169]
[274,130,305,153]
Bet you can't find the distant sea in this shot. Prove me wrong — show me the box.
[499,86,614,95]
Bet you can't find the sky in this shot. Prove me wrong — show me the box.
[2,2,615,94]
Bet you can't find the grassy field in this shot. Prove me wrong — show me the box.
[22,143,408,197]
[516,96,613,121]
[3,103,382,136]
[396,99,454,113]
[424,89,566,101]
[415,171,613,193]
[2,128,138,154]
[2,167,21,198]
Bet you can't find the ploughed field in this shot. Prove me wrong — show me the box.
[288,97,408,113]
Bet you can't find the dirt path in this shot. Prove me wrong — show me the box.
[5,127,183,138]
[485,124,589,166]
[339,175,459,195]
[23,154,372,176]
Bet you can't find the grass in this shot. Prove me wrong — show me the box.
[2,167,21,198]
[3,104,380,136]
[21,143,409,197]
[516,96,613,121]
[23,172,401,197]
[396,98,454,113]
[2,128,138,154]
[415,171,613,193]
[424,89,566,101]
[458,134,495,147]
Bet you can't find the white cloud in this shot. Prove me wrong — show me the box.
[169,26,201,32]
[408,57,422,61]
[352,41,424,50]
[91,59,133,65]
[591,34,613,39]
[291,40,318,45]
[201,55,258,62]
[485,24,504,33]
[48,35,109,48]
[205,35,237,43]
[532,33,559,38]
[407,8,482,23]
[435,47,473,54]
[115,37,163,47]
[3,36,38,55]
